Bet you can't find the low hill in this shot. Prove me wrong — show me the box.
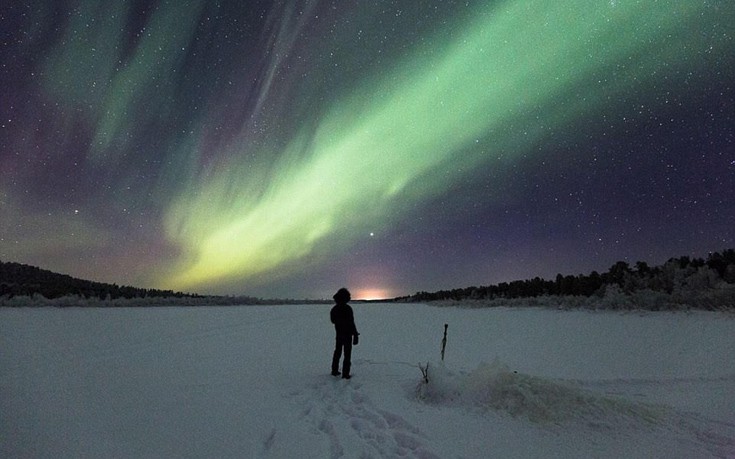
[0,260,197,301]
[0,261,329,306]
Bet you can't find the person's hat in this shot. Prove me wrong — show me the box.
[333,288,351,303]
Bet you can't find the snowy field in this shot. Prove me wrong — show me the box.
[1,304,734,458]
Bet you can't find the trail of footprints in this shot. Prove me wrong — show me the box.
[295,378,440,459]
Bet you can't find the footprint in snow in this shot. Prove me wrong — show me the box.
[292,374,440,458]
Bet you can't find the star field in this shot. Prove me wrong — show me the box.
[1,0,733,299]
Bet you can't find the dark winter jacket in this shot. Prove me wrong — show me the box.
[330,303,358,338]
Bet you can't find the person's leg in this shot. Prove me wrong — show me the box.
[342,339,353,377]
[331,337,342,375]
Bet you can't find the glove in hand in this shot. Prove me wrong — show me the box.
[353,334,359,345]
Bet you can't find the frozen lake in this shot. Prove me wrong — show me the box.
[2,304,734,458]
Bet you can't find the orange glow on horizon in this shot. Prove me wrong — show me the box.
[353,288,391,301]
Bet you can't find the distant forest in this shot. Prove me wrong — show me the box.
[0,260,199,301]
[395,249,735,305]
[0,260,326,306]
[2,249,735,309]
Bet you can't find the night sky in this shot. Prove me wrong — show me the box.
[1,1,734,300]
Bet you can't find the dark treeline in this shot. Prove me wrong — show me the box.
[0,260,331,306]
[395,249,735,303]
[0,260,198,301]
[4,249,735,308]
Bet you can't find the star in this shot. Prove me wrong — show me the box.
[0,0,731,299]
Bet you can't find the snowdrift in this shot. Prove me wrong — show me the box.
[416,360,661,426]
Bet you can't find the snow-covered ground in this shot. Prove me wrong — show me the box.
[1,304,733,458]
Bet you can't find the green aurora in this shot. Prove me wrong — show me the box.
[159,0,726,292]
[2,0,733,298]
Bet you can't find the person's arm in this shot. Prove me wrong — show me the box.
[350,308,359,344]
[348,308,358,334]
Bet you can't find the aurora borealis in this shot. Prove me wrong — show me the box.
[2,1,734,299]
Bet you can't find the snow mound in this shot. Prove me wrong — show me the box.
[416,360,661,427]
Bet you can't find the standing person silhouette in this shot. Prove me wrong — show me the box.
[330,288,359,379]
